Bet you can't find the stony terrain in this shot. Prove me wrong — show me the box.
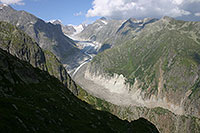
[78,87,200,133]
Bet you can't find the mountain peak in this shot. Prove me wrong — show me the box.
[0,3,12,10]
[100,17,107,20]
[128,18,142,23]
[161,16,174,21]
[0,3,8,7]
[48,19,62,25]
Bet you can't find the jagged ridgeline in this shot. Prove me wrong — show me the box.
[0,21,77,95]
[0,46,159,132]
[77,17,158,52]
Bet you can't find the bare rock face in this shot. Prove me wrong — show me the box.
[77,18,125,45]
[0,21,77,95]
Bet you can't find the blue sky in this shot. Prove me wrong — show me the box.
[1,0,200,25]
[11,0,99,25]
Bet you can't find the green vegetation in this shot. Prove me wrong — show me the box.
[78,87,115,112]
[152,107,169,115]
[90,19,200,97]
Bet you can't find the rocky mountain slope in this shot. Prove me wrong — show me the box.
[0,4,88,71]
[0,48,159,132]
[77,17,124,47]
[74,17,200,132]
[88,16,200,117]
[0,21,77,95]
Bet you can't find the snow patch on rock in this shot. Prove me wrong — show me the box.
[101,20,108,25]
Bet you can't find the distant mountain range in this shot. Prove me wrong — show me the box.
[49,19,87,37]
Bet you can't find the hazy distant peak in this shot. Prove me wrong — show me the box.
[143,17,157,23]
[128,18,142,23]
[100,17,107,20]
[161,16,175,21]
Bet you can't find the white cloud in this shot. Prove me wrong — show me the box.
[195,12,200,16]
[74,11,83,16]
[86,0,200,19]
[0,0,24,5]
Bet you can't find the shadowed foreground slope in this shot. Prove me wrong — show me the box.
[0,49,159,132]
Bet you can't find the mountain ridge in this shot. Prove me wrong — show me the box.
[0,4,88,71]
[73,16,200,133]
[76,17,159,52]
[0,21,78,95]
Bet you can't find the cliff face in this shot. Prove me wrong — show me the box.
[0,4,88,71]
[0,48,159,132]
[0,21,77,95]
[75,17,200,132]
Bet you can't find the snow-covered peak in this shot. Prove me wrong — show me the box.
[1,4,8,7]
[73,24,85,34]
[47,19,62,25]
[67,24,86,35]
[100,17,107,20]
[0,4,9,9]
